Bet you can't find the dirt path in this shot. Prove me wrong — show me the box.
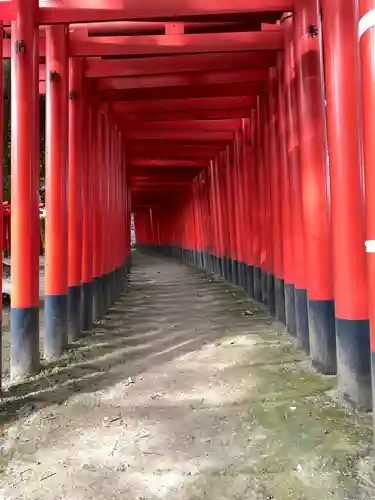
[0,251,374,499]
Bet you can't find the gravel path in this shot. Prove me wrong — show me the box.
[0,251,374,499]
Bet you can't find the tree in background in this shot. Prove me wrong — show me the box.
[2,45,46,202]
[3,57,10,201]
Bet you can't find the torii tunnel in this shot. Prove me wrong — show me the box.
[1,0,375,433]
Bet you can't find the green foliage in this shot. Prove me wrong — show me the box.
[2,60,46,201]
[3,58,10,201]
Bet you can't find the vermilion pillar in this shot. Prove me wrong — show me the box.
[32,20,40,315]
[92,106,101,320]
[242,118,255,298]
[256,96,267,303]
[233,133,243,285]
[81,99,93,331]
[218,153,228,278]
[293,4,335,366]
[284,19,300,345]
[44,25,69,359]
[11,0,40,379]
[68,57,83,341]
[0,22,3,383]
[236,128,250,290]
[359,0,375,420]
[251,108,262,302]
[101,111,109,314]
[269,68,285,323]
[209,160,219,273]
[323,0,371,409]
[262,96,275,313]
[109,123,116,302]
[225,147,235,282]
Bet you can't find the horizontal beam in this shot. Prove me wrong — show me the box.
[121,119,242,132]
[73,20,275,37]
[123,130,233,142]
[37,1,291,24]
[113,95,254,113]
[2,33,281,59]
[126,140,230,149]
[85,52,278,78]
[69,31,282,57]
[131,181,193,187]
[117,108,251,122]
[95,69,269,91]
[101,82,262,102]
[127,143,223,151]
[127,152,220,161]
[130,168,201,179]
[127,159,207,168]
[132,185,193,190]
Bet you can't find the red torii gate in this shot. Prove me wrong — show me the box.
[0,0,289,385]
[1,0,375,436]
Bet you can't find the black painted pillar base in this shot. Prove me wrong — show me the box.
[239,261,244,286]
[204,252,209,270]
[92,277,102,321]
[112,269,117,302]
[200,251,204,267]
[114,268,120,300]
[44,294,68,360]
[274,278,286,324]
[81,281,93,332]
[11,307,40,381]
[68,285,81,342]
[193,250,197,266]
[213,255,218,274]
[197,251,201,267]
[239,262,246,288]
[285,283,297,336]
[207,253,214,273]
[215,256,221,276]
[211,254,216,272]
[295,288,309,354]
[220,257,225,278]
[242,263,248,289]
[371,353,375,424]
[253,266,262,302]
[199,251,204,268]
[261,269,267,305]
[245,265,254,298]
[231,259,238,284]
[212,254,216,273]
[267,273,275,317]
[308,299,336,375]
[336,318,371,410]
[226,258,232,282]
[223,257,229,280]
[107,270,114,306]
[113,268,119,301]
[214,256,219,275]
[101,273,109,316]
[233,259,237,281]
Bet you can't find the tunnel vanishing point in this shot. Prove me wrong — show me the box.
[1,0,375,441]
